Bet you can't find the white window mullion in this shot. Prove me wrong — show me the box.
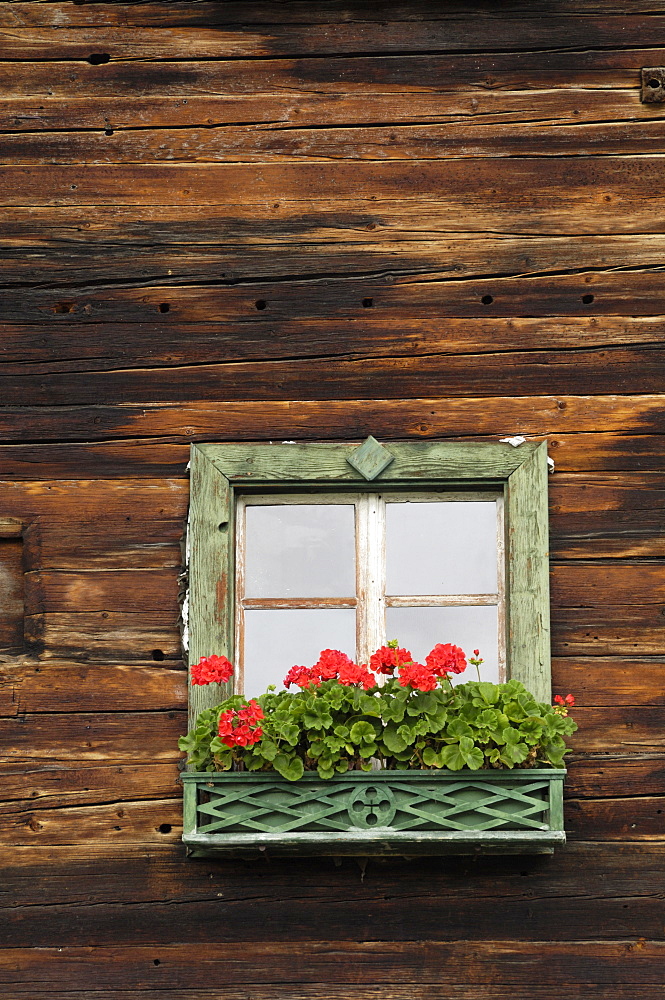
[355,494,386,665]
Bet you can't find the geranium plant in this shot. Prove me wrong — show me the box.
[179,643,577,781]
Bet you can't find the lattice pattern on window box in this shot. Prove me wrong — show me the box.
[182,770,565,857]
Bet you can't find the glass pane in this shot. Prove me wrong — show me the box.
[385,605,500,684]
[243,608,356,698]
[386,501,498,595]
[244,504,355,598]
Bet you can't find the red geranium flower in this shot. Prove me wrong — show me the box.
[218,704,263,747]
[337,660,376,690]
[554,694,575,707]
[237,699,264,724]
[312,648,355,682]
[369,645,413,675]
[425,643,467,677]
[397,662,438,692]
[283,665,321,689]
[191,654,234,686]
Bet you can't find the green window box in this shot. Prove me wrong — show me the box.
[182,769,565,858]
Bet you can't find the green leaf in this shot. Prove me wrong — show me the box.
[458,737,484,770]
[475,682,500,705]
[350,721,379,745]
[439,743,467,771]
[273,754,304,781]
[447,719,473,739]
[422,747,443,768]
[259,739,279,761]
[383,724,408,753]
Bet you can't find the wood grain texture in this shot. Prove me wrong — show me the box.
[0,940,663,990]
[4,992,664,1000]
[4,16,665,59]
[2,346,664,406]
[0,160,662,234]
[5,2,665,28]
[0,396,661,442]
[0,840,663,941]
[24,611,182,661]
[0,661,186,715]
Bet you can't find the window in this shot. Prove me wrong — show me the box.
[187,439,550,725]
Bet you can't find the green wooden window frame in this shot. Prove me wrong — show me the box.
[187,439,550,726]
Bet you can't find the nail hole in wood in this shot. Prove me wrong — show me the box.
[362,297,373,308]
[53,301,76,314]
[582,293,594,304]
[153,959,161,966]
[88,53,110,65]
[151,649,165,661]
[104,129,113,136]
[255,299,267,310]
[158,303,170,313]
[481,294,493,305]
[159,824,172,834]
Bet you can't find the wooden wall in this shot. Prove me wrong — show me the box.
[1,2,664,997]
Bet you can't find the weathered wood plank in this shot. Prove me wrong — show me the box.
[23,519,183,570]
[552,607,665,656]
[3,2,663,28]
[3,840,664,905]
[24,612,182,661]
[0,89,653,134]
[550,474,665,513]
[566,755,665,798]
[0,797,182,848]
[551,508,665,560]
[2,18,665,59]
[0,662,186,716]
[5,235,665,286]
[1,346,663,405]
[0,761,181,811]
[566,708,665,753]
[0,537,24,650]
[567,796,665,841]
[0,396,660,443]
[3,317,665,373]
[23,569,180,615]
[0,51,654,106]
[5,207,665,257]
[1,160,664,234]
[0,845,662,940]
[0,711,184,762]
[552,658,665,706]
[0,479,188,521]
[1,838,662,889]
[10,991,664,1000]
[10,115,665,162]
[9,991,665,1000]
[7,271,665,330]
[551,564,665,607]
[0,940,663,989]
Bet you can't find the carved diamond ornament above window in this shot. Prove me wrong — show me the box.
[346,435,395,480]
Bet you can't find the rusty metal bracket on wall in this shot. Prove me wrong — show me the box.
[641,67,665,103]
